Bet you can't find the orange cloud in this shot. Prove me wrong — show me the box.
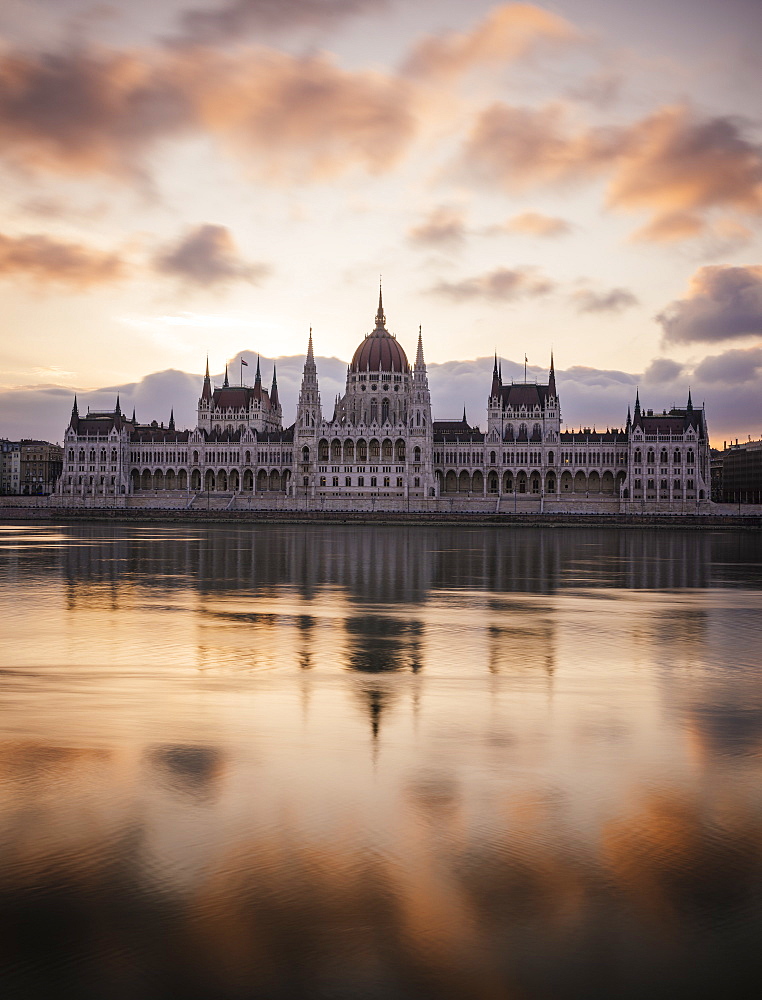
[0,45,417,182]
[0,232,126,288]
[431,266,555,302]
[457,102,762,241]
[154,224,269,286]
[408,206,466,247]
[498,211,572,237]
[403,3,580,80]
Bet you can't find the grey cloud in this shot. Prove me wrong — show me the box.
[644,358,684,383]
[694,345,762,384]
[658,265,762,344]
[572,287,638,314]
[170,0,385,46]
[431,267,555,302]
[3,350,760,446]
[154,225,270,287]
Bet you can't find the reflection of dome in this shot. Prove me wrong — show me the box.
[350,288,409,373]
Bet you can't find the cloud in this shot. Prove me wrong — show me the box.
[3,349,760,446]
[154,224,269,286]
[456,102,762,240]
[658,265,762,345]
[0,45,417,182]
[430,266,555,302]
[408,207,466,248]
[402,3,580,80]
[572,287,638,313]
[496,212,572,237]
[644,358,684,383]
[171,0,386,46]
[693,345,762,384]
[0,232,126,288]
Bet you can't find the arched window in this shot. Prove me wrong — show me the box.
[674,450,681,464]
[302,446,310,462]
[414,446,421,462]
[548,451,554,464]
[381,399,389,424]
[687,448,695,464]
[634,449,641,464]
[660,449,668,464]
[490,450,496,464]
[647,449,655,464]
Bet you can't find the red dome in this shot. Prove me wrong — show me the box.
[350,290,409,373]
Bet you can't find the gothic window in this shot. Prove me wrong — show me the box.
[370,400,378,423]
[548,451,554,464]
[661,449,668,464]
[302,446,310,462]
[345,477,351,487]
[358,477,364,487]
[687,449,695,464]
[414,446,421,462]
[382,399,390,424]
[634,449,642,464]
[371,476,377,487]
[490,451,496,464]
[674,450,681,463]
[647,449,655,464]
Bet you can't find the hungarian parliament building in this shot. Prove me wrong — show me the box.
[57,291,710,507]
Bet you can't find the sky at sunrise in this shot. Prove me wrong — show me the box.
[1,0,761,445]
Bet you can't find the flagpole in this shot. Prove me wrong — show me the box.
[524,354,527,382]
[241,358,243,386]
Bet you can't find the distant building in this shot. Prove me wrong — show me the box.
[0,440,20,495]
[720,439,762,504]
[56,288,712,506]
[20,440,63,495]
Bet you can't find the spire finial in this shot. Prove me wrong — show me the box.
[375,278,385,329]
[169,407,175,430]
[255,355,262,386]
[115,393,121,416]
[463,405,467,424]
[307,327,314,361]
[223,364,229,388]
[687,386,693,411]
[205,355,210,379]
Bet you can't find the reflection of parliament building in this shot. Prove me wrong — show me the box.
[57,289,710,506]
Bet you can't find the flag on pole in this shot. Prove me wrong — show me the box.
[525,354,528,363]
[241,358,249,366]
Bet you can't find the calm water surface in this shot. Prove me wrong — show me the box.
[1,523,761,999]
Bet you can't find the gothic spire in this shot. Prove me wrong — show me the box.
[687,387,693,411]
[634,387,641,414]
[168,408,175,431]
[131,406,136,424]
[270,365,279,409]
[462,405,467,425]
[223,364,229,388]
[205,355,209,379]
[202,356,212,400]
[491,353,501,399]
[415,325,425,367]
[548,350,556,398]
[307,327,314,363]
[375,280,386,330]
[255,355,262,386]
[70,394,79,425]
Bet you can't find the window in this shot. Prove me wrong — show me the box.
[332,477,339,487]
[345,477,351,487]
[396,477,402,487]
[319,476,326,487]
[358,477,364,487]
[370,476,377,487]
[414,477,420,487]
[303,476,309,487]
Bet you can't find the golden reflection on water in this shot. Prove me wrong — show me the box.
[0,523,761,999]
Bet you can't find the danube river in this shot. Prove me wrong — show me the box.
[1,522,761,999]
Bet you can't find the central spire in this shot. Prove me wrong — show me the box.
[375,279,386,330]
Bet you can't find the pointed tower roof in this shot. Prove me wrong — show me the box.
[307,327,315,362]
[255,355,262,386]
[415,326,425,367]
[626,405,631,428]
[168,408,175,431]
[491,352,501,399]
[223,364,229,388]
[375,279,386,330]
[115,393,121,416]
[131,406,136,424]
[70,394,79,427]
[270,365,279,409]
[202,356,212,400]
[687,387,693,411]
[548,350,556,398]
[462,405,467,424]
